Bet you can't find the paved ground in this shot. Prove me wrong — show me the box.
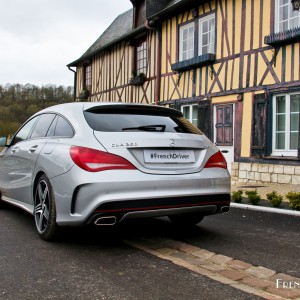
[0,206,261,300]
[124,208,300,300]
[126,238,300,300]
[1,204,299,300]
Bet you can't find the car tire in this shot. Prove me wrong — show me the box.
[34,174,59,241]
[0,192,5,209]
[168,213,204,226]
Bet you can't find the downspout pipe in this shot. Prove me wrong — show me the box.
[68,66,77,101]
[146,19,161,106]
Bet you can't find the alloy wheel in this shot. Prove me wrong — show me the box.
[34,179,50,234]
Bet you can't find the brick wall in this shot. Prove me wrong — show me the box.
[231,162,300,185]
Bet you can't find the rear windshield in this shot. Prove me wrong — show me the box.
[83,107,202,135]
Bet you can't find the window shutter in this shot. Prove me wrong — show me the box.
[173,101,181,111]
[252,94,267,157]
[198,100,211,139]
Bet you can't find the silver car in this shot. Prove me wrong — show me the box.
[0,103,230,241]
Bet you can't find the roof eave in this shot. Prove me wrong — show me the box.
[67,25,146,67]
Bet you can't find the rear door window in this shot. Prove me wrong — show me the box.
[30,114,56,139]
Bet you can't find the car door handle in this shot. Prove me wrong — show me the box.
[29,145,38,153]
[221,150,229,153]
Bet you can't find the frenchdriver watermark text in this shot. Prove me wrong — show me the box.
[276,279,300,289]
[150,153,190,160]
[144,150,195,163]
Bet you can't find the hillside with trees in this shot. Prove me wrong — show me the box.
[0,84,74,136]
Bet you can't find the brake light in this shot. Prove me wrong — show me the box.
[204,151,227,169]
[70,146,136,172]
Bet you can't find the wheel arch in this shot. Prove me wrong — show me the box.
[33,171,46,202]
[33,172,59,240]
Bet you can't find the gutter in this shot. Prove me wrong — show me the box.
[67,66,77,101]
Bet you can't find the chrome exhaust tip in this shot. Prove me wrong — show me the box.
[94,216,117,226]
[220,206,229,213]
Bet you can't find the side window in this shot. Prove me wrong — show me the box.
[12,116,39,145]
[30,114,56,139]
[199,14,215,55]
[177,13,216,62]
[136,39,147,75]
[182,105,198,127]
[179,23,195,61]
[84,64,92,91]
[275,0,300,33]
[54,116,74,137]
[272,93,300,156]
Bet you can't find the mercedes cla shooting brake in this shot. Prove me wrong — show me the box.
[0,103,230,241]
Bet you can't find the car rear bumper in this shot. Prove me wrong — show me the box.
[50,167,230,226]
[88,194,230,225]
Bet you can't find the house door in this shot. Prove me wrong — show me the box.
[214,104,234,173]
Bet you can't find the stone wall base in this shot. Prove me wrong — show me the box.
[231,162,300,185]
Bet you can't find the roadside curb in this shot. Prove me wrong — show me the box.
[231,203,300,217]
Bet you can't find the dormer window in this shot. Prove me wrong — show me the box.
[133,0,146,28]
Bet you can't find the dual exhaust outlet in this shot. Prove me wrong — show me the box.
[93,206,229,226]
[220,206,229,213]
[94,216,117,226]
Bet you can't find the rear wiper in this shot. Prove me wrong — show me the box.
[122,125,166,132]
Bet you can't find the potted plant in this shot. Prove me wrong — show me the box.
[79,89,90,100]
[130,72,146,86]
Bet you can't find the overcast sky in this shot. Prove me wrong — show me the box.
[0,0,132,87]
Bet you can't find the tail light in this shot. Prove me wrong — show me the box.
[204,151,227,169]
[70,146,136,172]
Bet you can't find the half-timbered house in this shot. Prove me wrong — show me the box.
[68,0,300,184]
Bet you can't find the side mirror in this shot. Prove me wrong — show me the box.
[0,137,7,147]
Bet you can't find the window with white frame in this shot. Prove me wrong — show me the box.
[272,93,300,156]
[275,0,300,32]
[179,23,195,61]
[84,64,92,91]
[199,14,215,55]
[136,39,147,75]
[182,105,198,127]
[178,13,215,62]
